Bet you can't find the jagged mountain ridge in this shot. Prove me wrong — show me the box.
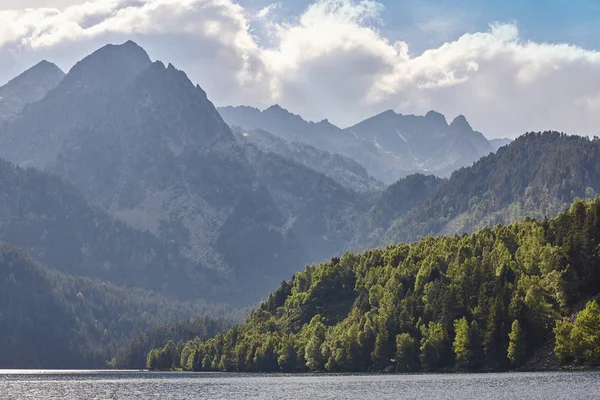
[219,105,412,184]
[218,105,495,182]
[0,60,65,121]
[1,41,153,168]
[346,110,493,177]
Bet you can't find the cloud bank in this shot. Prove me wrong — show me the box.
[2,0,600,138]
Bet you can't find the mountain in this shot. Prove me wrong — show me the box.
[0,60,64,121]
[0,42,309,304]
[384,132,600,244]
[219,105,410,183]
[218,105,495,182]
[346,110,494,177]
[0,244,230,369]
[241,143,373,262]
[232,127,383,193]
[490,138,513,151]
[148,197,600,372]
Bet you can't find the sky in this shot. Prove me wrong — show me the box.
[1,0,600,138]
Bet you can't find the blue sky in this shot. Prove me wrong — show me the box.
[240,0,600,52]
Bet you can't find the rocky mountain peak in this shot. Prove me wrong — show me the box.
[20,60,64,80]
[425,110,448,126]
[265,104,289,115]
[378,109,399,119]
[450,114,473,132]
[60,40,152,94]
[0,60,65,120]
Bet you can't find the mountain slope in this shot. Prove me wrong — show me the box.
[233,127,383,193]
[385,132,600,244]
[0,41,152,167]
[242,144,372,262]
[149,198,600,372]
[0,245,230,369]
[0,157,223,299]
[0,60,64,121]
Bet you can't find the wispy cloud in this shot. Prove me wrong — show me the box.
[256,2,281,19]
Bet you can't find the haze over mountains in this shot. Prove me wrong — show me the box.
[0,40,599,369]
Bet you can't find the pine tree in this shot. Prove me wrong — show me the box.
[507,320,526,366]
[419,322,450,370]
[371,326,392,370]
[395,333,418,371]
[453,317,473,367]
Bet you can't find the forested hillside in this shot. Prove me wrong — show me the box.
[0,157,224,301]
[0,245,231,369]
[148,198,600,372]
[369,174,445,233]
[384,132,600,244]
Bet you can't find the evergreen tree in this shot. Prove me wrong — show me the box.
[395,333,419,371]
[507,320,526,366]
[419,322,450,370]
[453,317,473,367]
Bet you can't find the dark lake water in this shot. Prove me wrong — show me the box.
[1,370,599,399]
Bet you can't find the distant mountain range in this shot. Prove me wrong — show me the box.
[219,105,496,183]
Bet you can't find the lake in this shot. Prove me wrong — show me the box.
[0,370,599,399]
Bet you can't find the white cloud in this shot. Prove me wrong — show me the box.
[1,0,600,138]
